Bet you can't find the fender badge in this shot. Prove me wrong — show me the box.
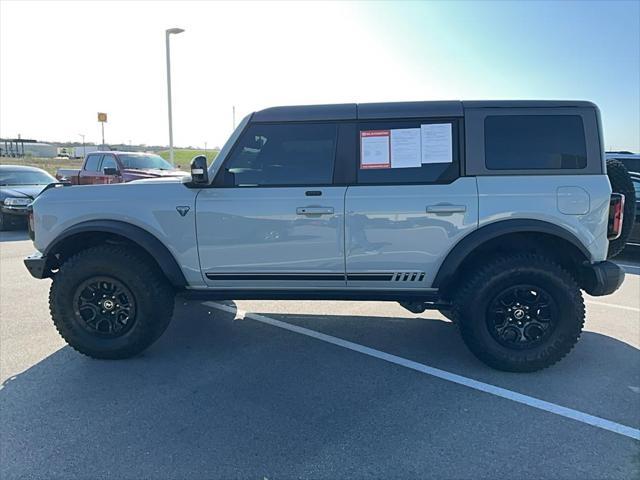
[176,206,190,217]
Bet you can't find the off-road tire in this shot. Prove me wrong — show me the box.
[49,244,175,359]
[452,254,585,372]
[606,158,636,258]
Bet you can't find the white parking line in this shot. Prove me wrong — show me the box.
[204,301,640,441]
[617,263,640,273]
[586,300,640,313]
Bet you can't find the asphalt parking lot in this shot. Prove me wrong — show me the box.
[1,231,639,479]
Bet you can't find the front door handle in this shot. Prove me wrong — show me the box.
[426,204,467,215]
[296,206,334,215]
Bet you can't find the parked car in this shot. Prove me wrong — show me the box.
[0,165,55,231]
[606,151,640,174]
[56,151,189,184]
[26,100,630,372]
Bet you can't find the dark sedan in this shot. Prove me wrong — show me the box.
[0,165,56,231]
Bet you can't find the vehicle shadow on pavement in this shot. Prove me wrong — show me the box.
[0,230,29,242]
[259,309,640,426]
[1,300,639,479]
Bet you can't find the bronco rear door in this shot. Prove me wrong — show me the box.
[344,103,478,290]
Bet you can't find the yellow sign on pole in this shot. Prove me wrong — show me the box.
[97,112,107,123]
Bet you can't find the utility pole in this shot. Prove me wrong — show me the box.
[232,105,236,130]
[166,27,185,164]
[79,133,85,158]
[204,141,207,159]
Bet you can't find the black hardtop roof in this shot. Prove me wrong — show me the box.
[252,100,597,122]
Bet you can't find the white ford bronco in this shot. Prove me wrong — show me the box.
[25,100,633,372]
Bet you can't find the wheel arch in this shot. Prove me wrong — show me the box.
[433,219,591,294]
[43,220,187,288]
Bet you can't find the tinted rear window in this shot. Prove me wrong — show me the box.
[485,115,587,170]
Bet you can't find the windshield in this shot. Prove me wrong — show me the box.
[0,170,56,186]
[119,154,174,170]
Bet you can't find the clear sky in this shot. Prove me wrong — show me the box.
[1,0,638,151]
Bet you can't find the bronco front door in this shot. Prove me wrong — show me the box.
[196,122,347,290]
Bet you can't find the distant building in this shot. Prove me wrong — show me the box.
[1,138,58,158]
[22,142,58,158]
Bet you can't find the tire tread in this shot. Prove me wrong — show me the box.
[49,244,174,359]
[452,253,585,372]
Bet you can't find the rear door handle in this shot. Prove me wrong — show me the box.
[296,206,334,215]
[426,204,467,215]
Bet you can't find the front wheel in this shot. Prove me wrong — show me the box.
[50,244,175,359]
[453,254,585,372]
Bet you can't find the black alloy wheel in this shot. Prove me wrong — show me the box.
[486,285,557,349]
[73,276,137,337]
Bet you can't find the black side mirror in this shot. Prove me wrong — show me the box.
[190,155,209,184]
[103,167,119,176]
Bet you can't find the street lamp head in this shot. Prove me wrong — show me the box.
[166,28,185,35]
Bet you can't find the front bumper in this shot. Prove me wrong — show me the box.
[24,252,49,279]
[1,205,29,217]
[581,261,625,296]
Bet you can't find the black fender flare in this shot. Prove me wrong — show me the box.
[432,219,591,289]
[44,220,187,288]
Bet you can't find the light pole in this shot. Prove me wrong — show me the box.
[78,133,85,158]
[165,27,184,164]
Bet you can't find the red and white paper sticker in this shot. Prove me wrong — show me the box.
[360,130,391,169]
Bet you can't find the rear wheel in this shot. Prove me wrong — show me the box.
[453,254,584,372]
[50,244,175,359]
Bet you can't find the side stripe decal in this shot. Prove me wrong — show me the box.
[205,272,426,282]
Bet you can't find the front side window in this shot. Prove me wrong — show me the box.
[485,115,587,170]
[222,123,337,186]
[101,155,118,171]
[84,154,102,172]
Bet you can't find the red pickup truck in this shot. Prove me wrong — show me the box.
[56,151,190,184]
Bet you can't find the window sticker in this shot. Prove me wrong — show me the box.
[360,130,391,169]
[390,128,421,168]
[421,123,453,164]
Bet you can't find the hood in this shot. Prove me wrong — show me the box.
[121,168,190,180]
[0,184,49,199]
[129,175,190,185]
